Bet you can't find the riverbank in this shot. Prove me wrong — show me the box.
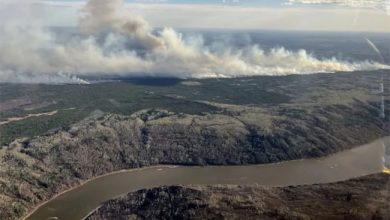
[1,71,387,220]
[85,173,390,220]
[24,137,387,220]
[20,165,176,220]
[0,100,385,220]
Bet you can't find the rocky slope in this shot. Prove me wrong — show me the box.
[0,72,389,220]
[86,173,390,220]
[0,99,386,220]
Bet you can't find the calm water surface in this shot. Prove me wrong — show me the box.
[26,137,388,220]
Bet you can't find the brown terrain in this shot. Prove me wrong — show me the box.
[0,71,389,220]
[86,173,390,220]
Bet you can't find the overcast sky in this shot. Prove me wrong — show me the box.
[1,0,390,32]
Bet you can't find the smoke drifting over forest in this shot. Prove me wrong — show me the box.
[0,0,389,84]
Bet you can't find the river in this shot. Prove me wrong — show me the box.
[25,137,388,220]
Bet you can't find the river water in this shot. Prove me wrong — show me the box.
[25,137,388,220]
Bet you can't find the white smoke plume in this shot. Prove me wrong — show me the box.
[0,0,389,84]
[79,0,163,50]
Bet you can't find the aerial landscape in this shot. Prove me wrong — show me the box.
[0,0,390,220]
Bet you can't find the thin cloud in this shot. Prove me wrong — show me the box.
[10,1,390,32]
[286,0,390,14]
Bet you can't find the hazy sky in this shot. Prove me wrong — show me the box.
[1,0,390,32]
[0,0,389,83]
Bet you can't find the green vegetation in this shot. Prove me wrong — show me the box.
[0,70,388,220]
[0,70,388,146]
[0,109,88,146]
